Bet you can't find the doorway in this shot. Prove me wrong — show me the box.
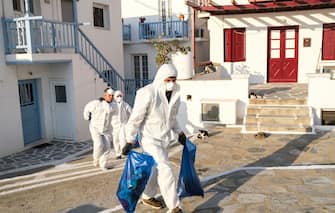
[18,79,41,145]
[268,26,299,82]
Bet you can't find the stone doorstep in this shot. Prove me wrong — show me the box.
[249,98,307,105]
[245,125,313,133]
[247,107,310,116]
[245,116,311,126]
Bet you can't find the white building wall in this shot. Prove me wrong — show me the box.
[122,0,189,19]
[177,74,249,134]
[72,55,108,141]
[78,0,124,77]
[0,0,123,156]
[208,9,335,83]
[308,74,335,127]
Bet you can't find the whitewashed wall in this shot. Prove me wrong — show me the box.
[208,9,335,83]
[0,0,122,156]
[308,73,335,127]
[177,74,249,135]
[72,55,108,142]
[122,0,189,19]
[78,0,124,77]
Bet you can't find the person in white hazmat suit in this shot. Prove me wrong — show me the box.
[83,88,115,170]
[123,64,187,213]
[111,90,132,159]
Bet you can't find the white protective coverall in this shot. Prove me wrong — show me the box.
[111,90,132,157]
[83,97,114,169]
[126,64,182,211]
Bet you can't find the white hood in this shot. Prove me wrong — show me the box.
[153,64,178,88]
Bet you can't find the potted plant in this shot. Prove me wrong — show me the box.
[152,39,193,79]
[178,14,185,21]
[139,16,146,23]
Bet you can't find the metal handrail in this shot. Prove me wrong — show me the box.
[139,20,188,40]
[2,16,152,105]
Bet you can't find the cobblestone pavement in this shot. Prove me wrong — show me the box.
[1,127,335,213]
[126,127,335,213]
[0,140,92,178]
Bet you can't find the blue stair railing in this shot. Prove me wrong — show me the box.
[77,28,124,92]
[2,16,153,105]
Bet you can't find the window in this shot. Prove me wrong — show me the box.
[322,23,335,60]
[19,83,34,106]
[224,28,246,62]
[322,110,335,125]
[202,103,219,121]
[55,86,67,103]
[13,0,34,14]
[93,4,109,29]
[133,55,149,89]
[13,0,21,11]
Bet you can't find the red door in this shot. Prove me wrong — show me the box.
[268,26,298,82]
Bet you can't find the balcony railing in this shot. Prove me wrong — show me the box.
[2,16,153,106]
[139,20,188,40]
[123,24,131,41]
[2,16,75,54]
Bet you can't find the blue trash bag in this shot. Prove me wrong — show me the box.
[117,151,155,213]
[177,139,204,198]
[132,133,141,148]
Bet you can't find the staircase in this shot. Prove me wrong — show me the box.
[2,17,141,105]
[243,98,314,134]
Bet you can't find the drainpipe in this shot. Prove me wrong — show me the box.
[24,0,33,53]
[191,8,196,72]
[73,0,79,53]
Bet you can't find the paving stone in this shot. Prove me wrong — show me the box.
[237,193,266,204]
[303,176,334,185]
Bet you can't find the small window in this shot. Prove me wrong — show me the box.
[202,103,219,121]
[224,28,246,62]
[322,110,335,125]
[55,85,67,103]
[13,0,21,11]
[93,4,109,29]
[19,83,34,106]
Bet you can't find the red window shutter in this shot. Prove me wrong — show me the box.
[322,23,335,60]
[225,29,232,62]
[232,28,246,61]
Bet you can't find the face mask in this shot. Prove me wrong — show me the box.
[116,97,122,103]
[165,82,175,91]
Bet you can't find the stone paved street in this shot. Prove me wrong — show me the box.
[1,126,335,213]
[0,140,92,179]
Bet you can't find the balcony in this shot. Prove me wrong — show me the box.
[139,20,188,40]
[2,16,76,55]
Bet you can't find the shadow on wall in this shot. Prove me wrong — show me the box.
[229,64,265,83]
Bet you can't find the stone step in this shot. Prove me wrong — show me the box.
[245,124,313,133]
[245,116,311,126]
[247,106,310,116]
[249,98,307,105]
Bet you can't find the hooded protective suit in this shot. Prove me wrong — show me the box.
[83,92,114,169]
[111,90,132,157]
[126,64,182,211]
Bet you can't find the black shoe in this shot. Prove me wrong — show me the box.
[171,207,183,213]
[142,197,163,209]
[116,156,122,159]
